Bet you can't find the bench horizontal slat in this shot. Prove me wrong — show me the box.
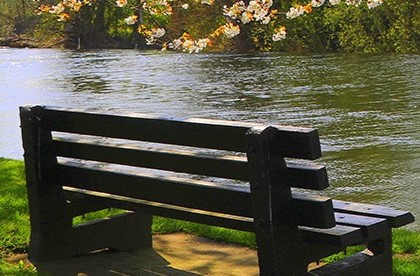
[299,224,363,247]
[292,193,335,228]
[44,106,321,159]
[58,163,252,218]
[63,187,255,232]
[63,187,360,247]
[333,200,415,228]
[66,195,111,218]
[58,163,335,228]
[335,212,388,238]
[53,139,328,190]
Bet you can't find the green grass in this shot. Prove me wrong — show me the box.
[0,158,34,274]
[152,216,257,248]
[0,158,419,274]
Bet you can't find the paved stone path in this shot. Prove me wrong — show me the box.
[34,233,260,276]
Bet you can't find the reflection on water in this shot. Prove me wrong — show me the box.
[0,48,419,229]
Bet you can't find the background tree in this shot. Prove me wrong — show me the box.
[2,0,418,53]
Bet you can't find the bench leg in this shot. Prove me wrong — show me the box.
[309,227,393,276]
[71,211,153,256]
[30,211,152,263]
[255,227,309,275]
[26,182,73,262]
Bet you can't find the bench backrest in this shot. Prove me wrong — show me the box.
[20,105,335,232]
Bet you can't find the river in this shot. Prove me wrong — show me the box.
[1,48,419,229]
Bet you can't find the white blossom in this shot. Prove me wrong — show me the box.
[201,0,214,5]
[286,6,305,19]
[346,0,362,7]
[115,0,127,8]
[124,15,138,25]
[241,12,253,24]
[311,0,325,8]
[49,3,65,14]
[261,16,271,24]
[367,0,383,9]
[272,27,287,41]
[329,0,340,5]
[223,23,240,38]
[151,27,166,38]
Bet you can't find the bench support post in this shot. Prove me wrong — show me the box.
[20,106,152,262]
[310,225,393,275]
[20,106,72,261]
[247,126,308,275]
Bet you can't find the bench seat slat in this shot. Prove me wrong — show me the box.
[333,200,415,228]
[58,163,335,228]
[63,187,361,247]
[335,212,388,239]
[44,107,321,159]
[299,224,363,247]
[53,139,328,190]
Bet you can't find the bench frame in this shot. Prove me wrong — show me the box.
[20,105,414,275]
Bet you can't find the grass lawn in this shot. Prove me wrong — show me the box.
[1,158,419,275]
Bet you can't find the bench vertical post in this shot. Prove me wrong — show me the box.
[20,106,72,261]
[246,126,308,275]
[21,105,153,262]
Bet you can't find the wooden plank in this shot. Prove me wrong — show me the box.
[53,139,248,181]
[63,187,255,232]
[57,163,334,228]
[41,105,321,159]
[293,193,336,228]
[58,163,253,217]
[65,194,111,218]
[53,138,328,189]
[286,161,328,190]
[300,224,363,247]
[63,187,362,247]
[310,252,391,276]
[71,212,152,256]
[333,200,415,228]
[334,212,388,239]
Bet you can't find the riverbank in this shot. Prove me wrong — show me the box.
[0,34,67,49]
[1,158,419,275]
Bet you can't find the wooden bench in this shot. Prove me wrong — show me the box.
[20,105,414,275]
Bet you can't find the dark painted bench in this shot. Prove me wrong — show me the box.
[20,105,414,275]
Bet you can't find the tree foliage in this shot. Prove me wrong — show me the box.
[1,0,418,53]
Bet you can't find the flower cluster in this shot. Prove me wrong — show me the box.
[36,0,92,21]
[124,15,138,25]
[286,4,312,19]
[138,25,166,45]
[223,0,276,25]
[286,0,384,20]
[311,0,325,8]
[142,0,173,16]
[218,22,241,38]
[367,0,383,9]
[116,0,128,8]
[200,0,215,5]
[272,26,287,41]
[345,0,362,6]
[168,35,211,53]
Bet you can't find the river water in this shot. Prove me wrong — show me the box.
[1,48,419,229]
